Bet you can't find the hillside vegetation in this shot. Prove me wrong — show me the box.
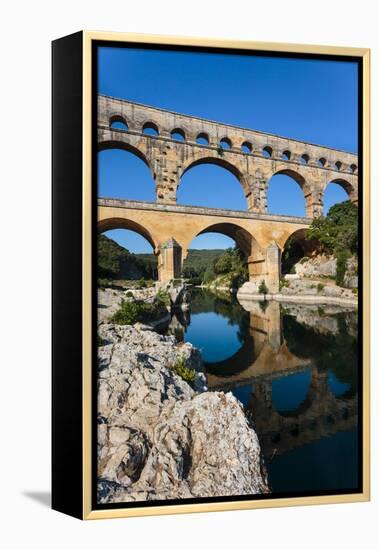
[305,201,358,286]
[98,235,157,281]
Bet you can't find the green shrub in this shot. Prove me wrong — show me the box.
[280,278,289,290]
[125,291,134,298]
[317,283,325,293]
[258,280,268,295]
[318,306,325,316]
[289,265,296,274]
[156,289,170,307]
[170,355,196,386]
[111,298,168,326]
[336,250,350,287]
[137,278,147,288]
[352,287,358,295]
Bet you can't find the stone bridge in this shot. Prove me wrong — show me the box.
[98,95,359,291]
[98,94,359,215]
[98,198,311,291]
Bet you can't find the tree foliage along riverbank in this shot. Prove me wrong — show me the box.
[305,201,358,286]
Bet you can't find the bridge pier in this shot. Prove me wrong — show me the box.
[158,238,182,282]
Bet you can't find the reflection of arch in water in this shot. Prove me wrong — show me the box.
[204,331,257,377]
[246,366,358,456]
[271,369,312,417]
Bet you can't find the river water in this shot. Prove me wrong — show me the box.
[167,288,359,496]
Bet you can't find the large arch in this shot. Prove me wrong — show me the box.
[195,222,260,258]
[98,139,151,169]
[98,141,156,202]
[98,217,157,252]
[180,156,250,202]
[323,177,356,215]
[281,227,318,275]
[266,168,308,217]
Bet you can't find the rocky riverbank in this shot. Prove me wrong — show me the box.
[97,323,269,503]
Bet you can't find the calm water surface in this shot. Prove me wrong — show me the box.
[167,289,359,495]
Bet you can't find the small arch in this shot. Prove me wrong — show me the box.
[300,153,310,165]
[282,150,291,161]
[318,157,327,167]
[171,128,185,141]
[335,160,342,171]
[262,146,273,158]
[142,121,159,136]
[219,137,232,150]
[196,132,209,146]
[109,115,129,131]
[350,163,357,173]
[241,141,252,154]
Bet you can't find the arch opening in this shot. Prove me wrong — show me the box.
[98,146,156,202]
[262,146,272,158]
[196,132,209,146]
[109,115,129,131]
[318,157,327,167]
[241,141,252,154]
[267,170,306,217]
[142,122,159,136]
[282,150,291,161]
[281,228,317,276]
[178,159,248,210]
[219,137,232,150]
[323,181,351,215]
[171,128,185,141]
[97,221,158,283]
[182,223,256,289]
[300,153,310,165]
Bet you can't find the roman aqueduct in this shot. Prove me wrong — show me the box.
[97,94,359,291]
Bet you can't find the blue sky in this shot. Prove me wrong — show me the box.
[98,47,358,253]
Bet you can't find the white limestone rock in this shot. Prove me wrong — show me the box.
[97,324,269,503]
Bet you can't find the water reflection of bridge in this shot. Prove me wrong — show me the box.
[178,299,358,457]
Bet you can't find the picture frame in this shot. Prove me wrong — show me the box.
[52,31,370,520]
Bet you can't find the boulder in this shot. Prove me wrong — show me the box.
[97,324,269,503]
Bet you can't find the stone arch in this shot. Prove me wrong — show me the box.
[195,222,260,258]
[180,155,250,199]
[281,228,317,275]
[98,217,157,253]
[98,139,151,169]
[266,167,311,217]
[141,121,159,135]
[323,177,356,214]
[326,177,355,199]
[170,127,186,141]
[109,114,129,130]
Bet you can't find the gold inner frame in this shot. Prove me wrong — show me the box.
[82,31,370,520]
